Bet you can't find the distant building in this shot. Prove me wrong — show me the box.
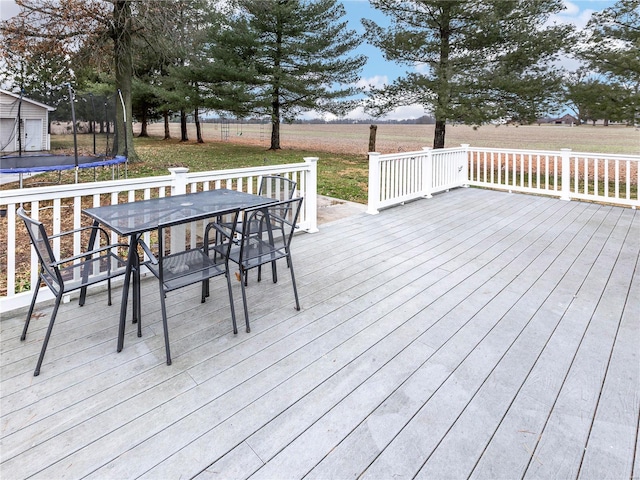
[0,89,55,153]
[536,114,578,125]
[553,114,578,125]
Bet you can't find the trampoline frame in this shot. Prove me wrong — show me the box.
[0,154,128,187]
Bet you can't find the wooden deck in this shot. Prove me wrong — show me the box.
[1,187,639,480]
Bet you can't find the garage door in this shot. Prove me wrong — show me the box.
[1,118,16,152]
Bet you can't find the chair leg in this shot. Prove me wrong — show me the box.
[239,268,251,333]
[79,285,87,306]
[107,278,112,306]
[159,288,172,366]
[33,292,63,376]
[136,266,142,338]
[21,279,41,341]
[133,254,140,325]
[288,254,301,311]
[225,271,238,335]
[257,261,278,283]
[137,266,142,326]
[201,280,207,303]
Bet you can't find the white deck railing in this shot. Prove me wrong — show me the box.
[367,145,640,213]
[468,147,640,207]
[366,146,469,214]
[0,158,318,312]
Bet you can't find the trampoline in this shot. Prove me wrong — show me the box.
[0,153,127,187]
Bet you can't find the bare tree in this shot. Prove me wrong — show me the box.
[1,0,174,161]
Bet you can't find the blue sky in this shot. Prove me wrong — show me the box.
[338,0,618,119]
[1,0,618,119]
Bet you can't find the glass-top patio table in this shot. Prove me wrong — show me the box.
[83,188,276,352]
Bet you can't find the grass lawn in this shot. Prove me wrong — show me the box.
[1,124,637,295]
[4,122,638,205]
[34,134,369,204]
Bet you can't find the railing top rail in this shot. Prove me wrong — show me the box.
[369,146,466,161]
[566,151,640,160]
[184,162,309,181]
[468,146,640,161]
[0,175,174,202]
[0,162,316,204]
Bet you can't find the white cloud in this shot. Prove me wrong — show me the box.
[562,0,581,16]
[356,75,389,90]
[299,103,427,122]
[309,104,427,121]
[376,104,427,120]
[549,1,596,29]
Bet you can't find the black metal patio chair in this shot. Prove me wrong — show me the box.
[231,176,298,285]
[210,197,303,333]
[258,175,297,202]
[138,211,240,365]
[17,206,129,376]
[223,175,297,240]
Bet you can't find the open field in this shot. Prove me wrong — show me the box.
[2,123,637,296]
[140,122,640,155]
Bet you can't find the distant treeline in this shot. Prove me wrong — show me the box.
[202,115,437,125]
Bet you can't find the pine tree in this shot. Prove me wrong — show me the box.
[203,0,366,150]
[577,0,640,125]
[363,0,572,148]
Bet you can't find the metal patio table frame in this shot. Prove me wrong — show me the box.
[82,188,276,353]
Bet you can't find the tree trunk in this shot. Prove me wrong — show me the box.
[368,124,377,152]
[432,5,451,150]
[139,110,149,137]
[270,96,281,150]
[112,1,137,161]
[434,120,446,149]
[270,119,280,150]
[163,111,171,139]
[195,107,203,143]
[180,109,188,141]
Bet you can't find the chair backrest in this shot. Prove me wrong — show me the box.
[240,197,303,254]
[152,210,240,288]
[17,207,62,290]
[258,175,297,201]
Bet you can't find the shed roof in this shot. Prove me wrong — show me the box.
[0,89,56,111]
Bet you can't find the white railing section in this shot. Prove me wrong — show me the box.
[367,145,639,213]
[367,146,468,214]
[0,158,318,312]
[468,147,640,207]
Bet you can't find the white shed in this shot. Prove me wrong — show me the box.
[0,89,55,153]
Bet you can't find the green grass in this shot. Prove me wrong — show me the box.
[41,134,370,204]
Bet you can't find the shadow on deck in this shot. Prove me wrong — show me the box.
[1,187,638,479]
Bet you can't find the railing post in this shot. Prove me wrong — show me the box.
[303,157,319,233]
[169,167,189,195]
[421,147,433,198]
[460,144,470,187]
[367,152,381,214]
[168,167,189,252]
[560,148,571,201]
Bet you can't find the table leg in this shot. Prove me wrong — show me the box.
[117,233,138,352]
[134,243,142,337]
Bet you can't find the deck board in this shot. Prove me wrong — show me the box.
[1,187,638,479]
